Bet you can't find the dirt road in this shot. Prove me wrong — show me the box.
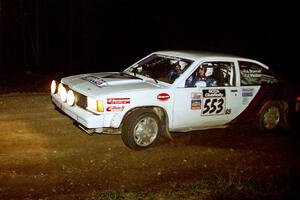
[0,93,300,199]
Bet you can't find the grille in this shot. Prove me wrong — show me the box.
[74,92,87,109]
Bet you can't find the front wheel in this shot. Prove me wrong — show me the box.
[121,109,161,150]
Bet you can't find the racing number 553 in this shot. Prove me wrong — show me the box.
[202,98,225,115]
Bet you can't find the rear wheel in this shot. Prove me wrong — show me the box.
[258,101,281,131]
[121,109,161,150]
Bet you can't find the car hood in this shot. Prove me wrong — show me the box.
[61,72,163,98]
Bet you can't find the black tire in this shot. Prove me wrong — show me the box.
[257,100,282,131]
[121,109,162,150]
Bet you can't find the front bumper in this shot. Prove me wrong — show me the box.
[52,94,104,129]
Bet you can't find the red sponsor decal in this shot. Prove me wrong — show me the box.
[107,98,130,104]
[157,93,170,101]
[106,106,125,112]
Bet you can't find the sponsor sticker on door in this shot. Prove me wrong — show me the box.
[191,92,202,110]
[157,93,170,101]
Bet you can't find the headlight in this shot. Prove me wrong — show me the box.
[51,80,57,94]
[67,90,75,106]
[58,83,67,102]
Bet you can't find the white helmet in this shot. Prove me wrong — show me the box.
[179,61,187,69]
[205,67,213,77]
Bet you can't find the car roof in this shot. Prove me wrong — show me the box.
[153,50,270,70]
[153,50,247,61]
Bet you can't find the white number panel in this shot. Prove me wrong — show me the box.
[201,89,226,116]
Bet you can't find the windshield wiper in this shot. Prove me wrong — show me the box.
[121,71,142,80]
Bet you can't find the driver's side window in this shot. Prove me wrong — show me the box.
[185,62,235,87]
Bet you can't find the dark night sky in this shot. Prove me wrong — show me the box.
[0,0,299,82]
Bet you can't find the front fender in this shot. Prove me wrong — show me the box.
[116,106,173,140]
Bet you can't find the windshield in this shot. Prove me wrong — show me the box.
[124,54,192,84]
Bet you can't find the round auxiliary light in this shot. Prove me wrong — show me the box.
[58,84,67,102]
[51,80,57,94]
[67,90,75,106]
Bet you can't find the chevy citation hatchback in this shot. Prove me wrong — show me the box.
[51,51,290,150]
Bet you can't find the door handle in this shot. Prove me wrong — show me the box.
[231,89,238,92]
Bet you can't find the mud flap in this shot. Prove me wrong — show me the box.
[161,122,174,141]
[77,124,96,135]
[280,100,290,130]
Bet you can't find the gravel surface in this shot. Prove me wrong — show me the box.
[0,93,299,199]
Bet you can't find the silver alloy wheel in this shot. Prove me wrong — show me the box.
[133,116,159,147]
[263,106,280,130]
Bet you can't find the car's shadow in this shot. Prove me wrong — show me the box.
[162,124,300,152]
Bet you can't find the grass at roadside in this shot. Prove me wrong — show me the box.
[80,174,299,200]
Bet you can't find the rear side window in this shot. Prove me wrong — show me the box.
[239,61,279,86]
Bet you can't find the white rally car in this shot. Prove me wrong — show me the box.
[51,51,290,150]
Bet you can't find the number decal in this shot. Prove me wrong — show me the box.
[202,99,210,114]
[202,98,225,115]
[202,89,226,116]
[209,98,218,113]
[216,98,224,113]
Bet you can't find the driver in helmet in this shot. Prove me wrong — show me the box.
[166,61,182,80]
[187,64,217,87]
